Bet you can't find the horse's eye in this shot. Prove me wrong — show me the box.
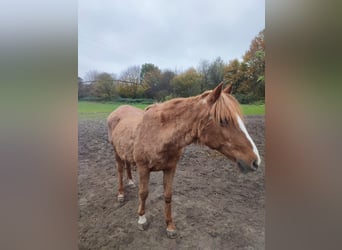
[220,118,229,127]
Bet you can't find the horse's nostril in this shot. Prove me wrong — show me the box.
[252,160,258,170]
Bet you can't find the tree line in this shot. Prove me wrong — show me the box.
[78,30,264,104]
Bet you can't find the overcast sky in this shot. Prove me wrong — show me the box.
[78,0,264,79]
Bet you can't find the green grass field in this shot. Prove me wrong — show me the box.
[78,101,147,118]
[241,103,265,115]
[78,101,264,118]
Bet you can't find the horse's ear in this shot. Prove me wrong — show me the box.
[223,84,233,94]
[207,82,223,104]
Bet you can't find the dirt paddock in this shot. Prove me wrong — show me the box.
[78,115,265,249]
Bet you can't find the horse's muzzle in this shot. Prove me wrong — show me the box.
[237,160,258,173]
[251,160,259,170]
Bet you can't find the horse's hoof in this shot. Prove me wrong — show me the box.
[137,222,148,231]
[137,215,148,230]
[117,194,124,202]
[166,229,177,239]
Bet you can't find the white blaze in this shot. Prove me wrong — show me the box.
[237,115,261,165]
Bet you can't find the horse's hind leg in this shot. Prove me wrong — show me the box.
[125,162,135,187]
[115,154,125,202]
[163,167,177,238]
[137,165,150,230]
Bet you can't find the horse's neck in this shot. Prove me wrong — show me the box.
[162,99,201,148]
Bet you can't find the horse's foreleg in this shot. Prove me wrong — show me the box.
[163,167,177,238]
[115,155,125,202]
[137,166,150,230]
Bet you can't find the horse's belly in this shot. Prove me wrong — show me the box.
[135,147,183,171]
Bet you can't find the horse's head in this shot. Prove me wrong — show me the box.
[197,83,261,173]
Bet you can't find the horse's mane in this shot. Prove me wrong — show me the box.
[144,89,243,128]
[210,93,243,128]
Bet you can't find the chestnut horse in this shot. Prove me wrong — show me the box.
[107,105,143,202]
[133,83,261,238]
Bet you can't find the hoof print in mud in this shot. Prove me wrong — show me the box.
[137,222,149,231]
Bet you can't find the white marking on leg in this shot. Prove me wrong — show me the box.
[128,179,135,186]
[237,115,261,165]
[138,215,147,224]
[118,194,124,198]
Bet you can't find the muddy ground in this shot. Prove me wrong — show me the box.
[78,116,265,249]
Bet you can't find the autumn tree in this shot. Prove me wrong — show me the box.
[78,75,96,99]
[120,65,141,83]
[154,70,175,101]
[242,29,265,101]
[197,59,210,92]
[141,65,162,99]
[207,57,225,89]
[140,63,159,82]
[222,29,265,103]
[223,59,243,92]
[171,68,201,97]
[116,82,148,98]
[79,30,264,103]
[92,72,116,100]
[118,65,142,98]
[78,77,85,99]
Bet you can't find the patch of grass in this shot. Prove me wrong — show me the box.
[78,101,265,119]
[241,104,265,115]
[78,101,148,119]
